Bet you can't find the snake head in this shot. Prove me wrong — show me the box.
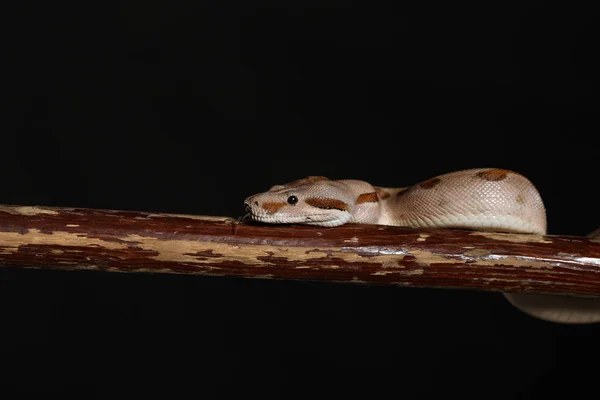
[243,178,355,227]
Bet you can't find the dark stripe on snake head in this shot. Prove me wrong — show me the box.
[305,197,349,211]
[262,202,287,214]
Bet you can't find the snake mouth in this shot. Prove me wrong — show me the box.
[247,213,306,225]
[246,211,347,227]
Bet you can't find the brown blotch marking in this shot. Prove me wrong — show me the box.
[516,193,525,205]
[476,169,510,181]
[356,192,379,204]
[262,202,286,214]
[375,188,391,200]
[305,197,349,211]
[419,177,441,189]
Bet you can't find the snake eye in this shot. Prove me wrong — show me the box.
[287,195,298,205]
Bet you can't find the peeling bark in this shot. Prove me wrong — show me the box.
[1,204,599,297]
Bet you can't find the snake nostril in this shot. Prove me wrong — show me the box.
[244,203,252,213]
[254,201,259,206]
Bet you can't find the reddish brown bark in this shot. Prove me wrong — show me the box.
[1,204,599,297]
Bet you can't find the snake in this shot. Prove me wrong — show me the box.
[242,168,600,324]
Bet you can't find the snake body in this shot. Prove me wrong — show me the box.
[243,168,599,324]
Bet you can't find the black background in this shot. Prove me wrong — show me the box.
[2,2,598,398]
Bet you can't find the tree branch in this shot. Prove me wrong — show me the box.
[1,204,599,297]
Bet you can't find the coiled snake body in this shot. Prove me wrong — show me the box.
[244,168,600,324]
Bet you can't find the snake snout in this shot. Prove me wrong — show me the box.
[244,197,260,211]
